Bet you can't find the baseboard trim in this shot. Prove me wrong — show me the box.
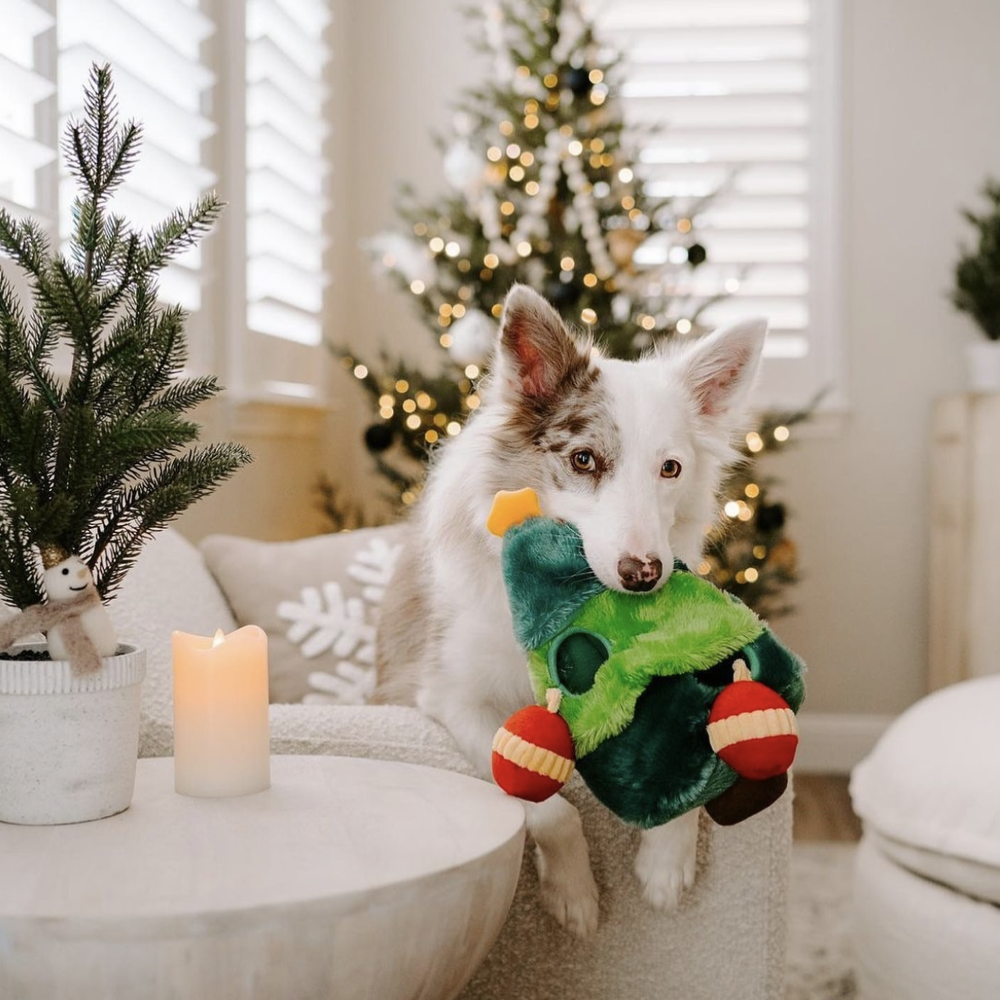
[794,712,895,775]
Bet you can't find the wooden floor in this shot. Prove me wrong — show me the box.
[791,773,862,843]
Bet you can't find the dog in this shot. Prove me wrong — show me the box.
[376,283,766,937]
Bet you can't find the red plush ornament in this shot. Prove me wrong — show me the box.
[707,660,799,780]
[492,689,575,802]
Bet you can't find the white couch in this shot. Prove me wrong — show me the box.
[108,527,793,1000]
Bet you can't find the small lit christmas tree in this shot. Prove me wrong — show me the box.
[952,178,1000,340]
[335,0,809,616]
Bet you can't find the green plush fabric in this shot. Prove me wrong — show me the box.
[526,571,765,756]
[500,512,806,829]
[502,518,605,650]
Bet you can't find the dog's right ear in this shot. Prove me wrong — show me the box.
[497,284,591,400]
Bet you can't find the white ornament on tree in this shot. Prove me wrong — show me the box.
[443,141,485,193]
[447,309,497,366]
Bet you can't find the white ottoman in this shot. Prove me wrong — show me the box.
[849,675,1000,1000]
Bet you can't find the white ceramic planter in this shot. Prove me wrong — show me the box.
[965,340,1000,392]
[0,644,145,825]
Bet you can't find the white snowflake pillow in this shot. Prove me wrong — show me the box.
[200,525,407,704]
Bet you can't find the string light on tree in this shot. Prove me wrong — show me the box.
[700,400,819,617]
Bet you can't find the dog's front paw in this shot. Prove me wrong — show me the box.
[634,841,696,911]
[634,811,699,911]
[535,844,600,938]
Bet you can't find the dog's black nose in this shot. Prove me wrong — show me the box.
[618,555,663,592]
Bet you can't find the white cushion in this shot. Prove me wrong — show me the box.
[200,526,408,704]
[112,529,239,756]
[850,674,1000,903]
[853,833,1000,1000]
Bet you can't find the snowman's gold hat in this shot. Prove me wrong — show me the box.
[37,541,72,569]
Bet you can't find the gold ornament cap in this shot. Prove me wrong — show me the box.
[37,541,71,569]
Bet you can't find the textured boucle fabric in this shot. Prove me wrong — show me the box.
[459,784,792,1000]
[108,529,238,758]
[124,528,791,1000]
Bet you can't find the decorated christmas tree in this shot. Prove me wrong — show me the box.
[336,0,807,615]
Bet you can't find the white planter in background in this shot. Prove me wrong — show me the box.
[965,340,1000,392]
[0,644,145,825]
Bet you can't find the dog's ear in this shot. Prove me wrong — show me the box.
[497,284,591,399]
[679,317,767,420]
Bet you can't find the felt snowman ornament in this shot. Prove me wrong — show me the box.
[43,552,118,661]
[0,544,118,674]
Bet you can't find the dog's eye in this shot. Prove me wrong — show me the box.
[571,450,597,473]
[661,459,682,479]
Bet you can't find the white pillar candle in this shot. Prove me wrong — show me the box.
[172,626,271,798]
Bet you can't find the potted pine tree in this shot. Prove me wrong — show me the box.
[0,65,251,824]
[952,178,1000,391]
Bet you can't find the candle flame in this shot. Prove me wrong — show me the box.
[212,629,226,648]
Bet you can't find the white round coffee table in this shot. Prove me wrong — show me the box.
[0,755,526,1000]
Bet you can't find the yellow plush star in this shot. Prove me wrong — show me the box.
[487,488,543,537]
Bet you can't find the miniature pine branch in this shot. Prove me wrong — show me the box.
[0,63,250,610]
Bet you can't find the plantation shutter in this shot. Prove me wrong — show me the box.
[0,0,57,219]
[245,0,331,350]
[56,0,218,315]
[593,0,842,407]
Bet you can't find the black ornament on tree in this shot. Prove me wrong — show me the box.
[364,423,395,454]
[563,67,593,97]
[546,279,581,308]
[756,503,787,533]
[686,243,707,267]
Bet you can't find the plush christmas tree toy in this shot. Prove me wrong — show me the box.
[489,489,805,827]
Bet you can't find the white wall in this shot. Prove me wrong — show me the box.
[330,0,1000,728]
[775,0,1000,719]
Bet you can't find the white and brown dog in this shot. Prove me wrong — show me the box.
[377,284,766,936]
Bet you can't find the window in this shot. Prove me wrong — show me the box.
[235,0,333,401]
[0,0,57,217]
[593,0,843,409]
[57,0,217,314]
[0,0,334,404]
[245,0,330,348]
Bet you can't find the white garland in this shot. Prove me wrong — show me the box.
[484,3,514,84]
[503,129,614,278]
[552,1,587,65]
[564,151,614,278]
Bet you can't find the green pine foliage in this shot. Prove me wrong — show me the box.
[703,402,817,619]
[0,64,250,611]
[953,178,1000,340]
